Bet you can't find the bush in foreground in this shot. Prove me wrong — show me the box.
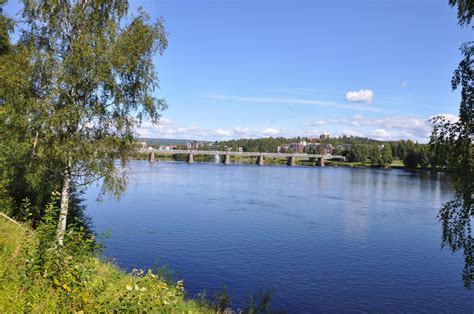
[0,212,212,313]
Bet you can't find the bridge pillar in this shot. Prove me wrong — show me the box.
[256,155,264,166]
[148,150,155,163]
[318,157,325,167]
[287,156,295,166]
[187,153,194,164]
[223,154,230,165]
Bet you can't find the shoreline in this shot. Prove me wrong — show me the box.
[129,152,444,173]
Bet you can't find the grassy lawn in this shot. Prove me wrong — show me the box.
[391,159,404,167]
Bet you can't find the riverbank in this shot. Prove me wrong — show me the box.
[0,214,212,313]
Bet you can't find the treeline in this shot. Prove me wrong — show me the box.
[216,137,301,153]
[320,135,382,145]
[346,141,436,169]
[214,136,444,169]
[216,135,382,152]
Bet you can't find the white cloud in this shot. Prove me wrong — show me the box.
[370,128,392,139]
[340,128,366,138]
[209,93,381,112]
[261,128,280,136]
[137,119,285,140]
[137,113,456,143]
[215,129,232,136]
[345,89,374,103]
[400,81,409,88]
[301,129,323,136]
[306,117,350,127]
[302,114,439,142]
[345,116,432,141]
[260,87,344,97]
[233,127,251,135]
[311,120,327,126]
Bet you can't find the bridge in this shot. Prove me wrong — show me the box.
[147,149,346,166]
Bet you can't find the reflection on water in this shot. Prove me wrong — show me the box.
[342,199,369,240]
[85,161,474,312]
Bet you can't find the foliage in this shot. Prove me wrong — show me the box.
[369,145,381,165]
[379,144,393,167]
[402,146,419,169]
[0,0,13,54]
[0,210,210,313]
[449,0,474,26]
[431,1,474,288]
[212,285,232,312]
[6,0,168,244]
[347,144,368,163]
[417,146,430,168]
[399,140,434,169]
[0,3,63,222]
[322,135,382,146]
[242,289,275,314]
[216,135,384,154]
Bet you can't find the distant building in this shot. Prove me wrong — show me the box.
[279,141,306,153]
[304,143,334,154]
[187,141,203,149]
[320,133,330,140]
[305,143,320,153]
[335,144,352,152]
[136,141,150,152]
[305,137,320,143]
[292,143,306,153]
[321,143,334,155]
[137,141,148,148]
[277,144,289,153]
[159,145,177,151]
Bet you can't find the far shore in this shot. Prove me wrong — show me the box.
[129,152,444,172]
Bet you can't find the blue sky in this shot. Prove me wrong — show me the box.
[5,0,472,142]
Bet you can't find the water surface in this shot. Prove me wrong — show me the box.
[85,161,473,312]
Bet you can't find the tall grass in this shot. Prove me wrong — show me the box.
[0,213,212,313]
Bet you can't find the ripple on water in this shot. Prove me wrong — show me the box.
[86,161,469,312]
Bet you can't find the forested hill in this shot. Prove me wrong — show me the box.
[216,136,385,153]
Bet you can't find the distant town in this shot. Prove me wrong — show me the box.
[138,133,344,154]
[137,133,348,155]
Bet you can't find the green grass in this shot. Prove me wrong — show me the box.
[391,159,404,167]
[325,160,367,167]
[0,215,212,313]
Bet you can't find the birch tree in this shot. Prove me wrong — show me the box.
[18,0,167,245]
[430,0,473,287]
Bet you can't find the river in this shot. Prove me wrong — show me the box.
[85,160,474,312]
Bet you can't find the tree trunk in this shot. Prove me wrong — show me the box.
[56,165,71,246]
[31,131,39,157]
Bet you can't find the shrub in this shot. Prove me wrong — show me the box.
[0,202,211,313]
